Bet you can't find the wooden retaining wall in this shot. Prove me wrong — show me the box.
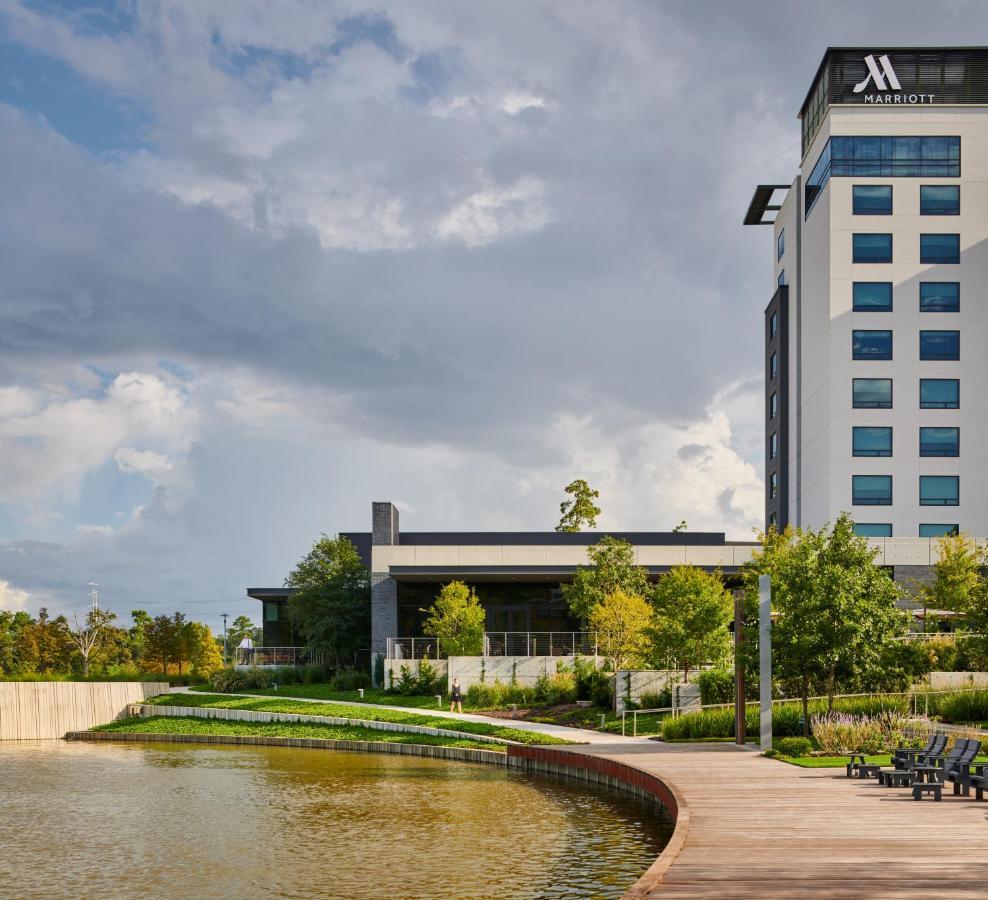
[0,682,170,740]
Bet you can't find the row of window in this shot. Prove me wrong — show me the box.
[805,136,961,217]
[853,184,960,216]
[853,281,959,312]
[853,475,959,506]
[852,330,959,360]
[852,426,960,457]
[855,523,960,538]
[852,378,958,409]
[853,233,960,264]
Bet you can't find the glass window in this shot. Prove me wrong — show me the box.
[853,330,892,360]
[853,426,892,457]
[778,269,785,287]
[920,330,959,360]
[920,475,959,506]
[920,185,960,215]
[920,282,959,312]
[853,475,892,506]
[920,233,960,264]
[853,378,892,409]
[920,427,959,457]
[769,312,778,338]
[770,471,778,499]
[855,523,893,537]
[919,524,959,537]
[769,352,777,379]
[770,392,778,419]
[777,229,785,260]
[263,602,279,622]
[920,379,958,409]
[770,432,778,459]
[853,185,892,214]
[853,282,893,312]
[768,512,778,528]
[853,233,892,263]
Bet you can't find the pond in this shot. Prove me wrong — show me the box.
[0,742,671,899]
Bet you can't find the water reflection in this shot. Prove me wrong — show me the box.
[0,741,670,899]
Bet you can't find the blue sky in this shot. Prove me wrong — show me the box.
[0,0,982,627]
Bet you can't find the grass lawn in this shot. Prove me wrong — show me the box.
[95,715,502,751]
[199,683,449,709]
[147,693,574,745]
[780,754,891,768]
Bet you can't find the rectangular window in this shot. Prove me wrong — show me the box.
[920,233,960,264]
[853,185,892,214]
[920,379,958,409]
[853,475,892,506]
[777,229,785,260]
[853,282,893,312]
[769,352,777,379]
[768,512,778,528]
[920,475,959,507]
[855,523,893,537]
[920,185,960,215]
[778,269,785,287]
[920,330,959,360]
[853,330,892,360]
[853,426,892,457]
[853,233,892,263]
[770,392,778,420]
[920,427,959,457]
[769,471,778,499]
[919,524,959,537]
[853,378,892,409]
[263,602,279,622]
[769,312,778,338]
[920,282,959,312]
[770,432,778,459]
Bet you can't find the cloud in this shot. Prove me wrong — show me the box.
[0,579,30,612]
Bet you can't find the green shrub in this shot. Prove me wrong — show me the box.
[209,667,244,693]
[697,668,734,705]
[639,689,671,710]
[936,690,988,724]
[776,736,812,757]
[465,679,535,709]
[572,656,613,707]
[763,748,781,759]
[810,711,904,754]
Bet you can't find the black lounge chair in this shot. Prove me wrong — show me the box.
[945,739,983,797]
[859,734,946,782]
[876,737,961,786]
[893,734,942,769]
[911,739,981,801]
[968,765,988,801]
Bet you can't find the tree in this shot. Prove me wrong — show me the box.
[556,479,601,532]
[0,610,33,676]
[562,536,650,626]
[421,581,485,656]
[672,520,688,533]
[66,608,117,677]
[752,513,903,735]
[286,534,370,668]
[588,589,652,672]
[16,608,72,675]
[143,613,184,674]
[182,620,223,678]
[650,566,733,681]
[229,615,260,648]
[919,533,984,628]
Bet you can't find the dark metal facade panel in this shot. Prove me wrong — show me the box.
[765,286,789,531]
[387,565,745,581]
[744,184,791,226]
[393,531,727,546]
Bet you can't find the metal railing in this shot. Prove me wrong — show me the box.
[385,638,441,660]
[483,632,597,657]
[234,647,326,667]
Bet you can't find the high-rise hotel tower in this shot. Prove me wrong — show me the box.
[746,48,988,538]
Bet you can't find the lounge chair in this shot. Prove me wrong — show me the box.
[944,739,983,797]
[877,738,964,787]
[910,739,981,801]
[855,734,946,780]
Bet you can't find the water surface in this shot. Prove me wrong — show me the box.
[0,741,670,899]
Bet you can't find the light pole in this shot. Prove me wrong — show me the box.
[221,612,229,665]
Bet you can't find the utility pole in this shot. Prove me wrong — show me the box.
[221,612,229,665]
[88,582,99,613]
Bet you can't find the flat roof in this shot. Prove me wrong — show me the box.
[349,530,737,547]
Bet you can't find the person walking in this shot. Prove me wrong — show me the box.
[238,634,254,665]
[450,678,463,713]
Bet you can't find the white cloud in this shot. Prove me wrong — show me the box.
[500,91,546,115]
[436,176,548,247]
[0,579,30,612]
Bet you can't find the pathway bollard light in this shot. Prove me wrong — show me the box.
[358,688,364,699]
[600,713,606,729]
[436,695,442,708]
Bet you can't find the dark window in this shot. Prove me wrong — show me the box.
[919,524,959,537]
[853,378,892,409]
[778,229,785,260]
[769,471,778,499]
[920,330,959,360]
[768,512,778,528]
[920,233,960,264]
[770,392,778,419]
[769,352,777,379]
[920,475,959,506]
[920,379,958,409]
[920,185,960,215]
[853,233,892,263]
[853,330,892,360]
[853,185,892,214]
[920,427,959,457]
[778,269,785,287]
[769,312,778,338]
[263,602,279,622]
[853,282,892,312]
[853,426,892,457]
[770,432,778,459]
[853,475,892,506]
[920,282,959,312]
[855,523,893,537]
[805,136,960,218]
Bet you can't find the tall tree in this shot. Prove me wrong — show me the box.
[66,608,117,677]
[920,533,984,628]
[16,608,72,675]
[143,613,183,674]
[0,610,33,676]
[181,620,223,677]
[286,534,371,668]
[556,479,601,532]
[650,566,733,681]
[562,536,650,626]
[588,589,653,672]
[422,581,485,656]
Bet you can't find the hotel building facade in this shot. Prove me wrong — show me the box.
[746,48,988,538]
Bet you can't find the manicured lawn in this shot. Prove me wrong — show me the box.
[147,693,574,745]
[233,685,447,709]
[95,715,502,751]
[780,754,891,769]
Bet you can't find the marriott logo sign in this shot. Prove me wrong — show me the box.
[851,54,935,105]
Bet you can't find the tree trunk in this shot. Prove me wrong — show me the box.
[827,664,836,712]
[801,679,810,738]
[81,653,90,678]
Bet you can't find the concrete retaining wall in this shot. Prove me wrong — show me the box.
[929,671,988,690]
[136,703,510,745]
[0,681,170,740]
[383,655,604,692]
[382,658,449,691]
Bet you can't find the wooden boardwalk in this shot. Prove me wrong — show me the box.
[570,741,988,899]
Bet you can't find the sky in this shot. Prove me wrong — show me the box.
[0,0,982,629]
